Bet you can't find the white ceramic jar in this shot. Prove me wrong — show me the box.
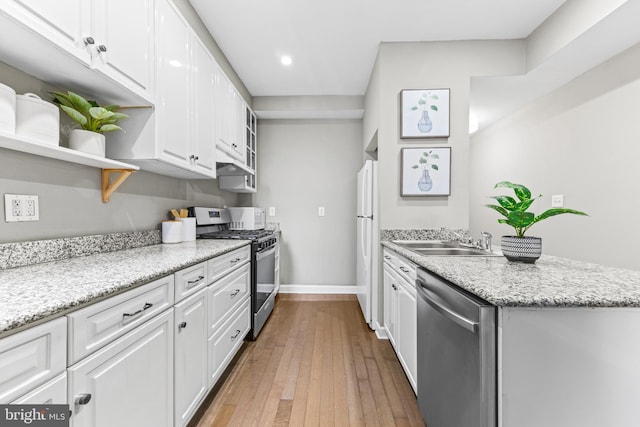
[15,93,59,145]
[0,82,16,135]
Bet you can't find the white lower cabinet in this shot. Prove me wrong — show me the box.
[11,372,67,404]
[0,317,67,403]
[382,248,418,393]
[174,288,208,427]
[67,309,174,427]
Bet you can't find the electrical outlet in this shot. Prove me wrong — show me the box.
[318,206,325,217]
[4,194,39,222]
[551,194,564,208]
[268,207,276,217]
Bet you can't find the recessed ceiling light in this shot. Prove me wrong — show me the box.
[281,56,292,66]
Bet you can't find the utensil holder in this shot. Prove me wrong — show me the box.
[162,220,182,243]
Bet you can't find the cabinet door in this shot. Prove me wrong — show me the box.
[383,264,397,348]
[92,0,154,98]
[5,0,89,63]
[215,71,233,153]
[232,92,246,161]
[155,0,191,168]
[191,34,216,178]
[397,281,417,393]
[68,309,173,427]
[174,289,208,427]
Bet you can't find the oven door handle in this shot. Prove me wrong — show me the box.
[256,246,276,261]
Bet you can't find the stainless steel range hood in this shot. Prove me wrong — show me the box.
[216,149,253,176]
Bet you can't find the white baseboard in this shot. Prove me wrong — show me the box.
[278,284,358,294]
[372,321,388,339]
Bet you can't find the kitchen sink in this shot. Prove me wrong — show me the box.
[392,240,501,257]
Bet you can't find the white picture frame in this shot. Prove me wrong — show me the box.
[401,147,451,196]
[400,89,450,139]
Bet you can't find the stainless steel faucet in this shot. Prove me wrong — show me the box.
[480,231,492,252]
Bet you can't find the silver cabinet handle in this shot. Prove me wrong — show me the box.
[399,266,410,273]
[384,255,392,260]
[230,329,241,340]
[230,258,241,264]
[230,289,240,298]
[122,302,152,319]
[83,37,95,46]
[97,44,107,53]
[178,321,187,330]
[194,156,199,161]
[75,393,92,406]
[187,275,205,286]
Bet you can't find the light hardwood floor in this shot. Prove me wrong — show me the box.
[191,294,425,427]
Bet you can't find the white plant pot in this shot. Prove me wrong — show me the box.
[68,129,105,157]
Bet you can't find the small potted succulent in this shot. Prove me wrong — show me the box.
[50,91,127,157]
[485,181,587,263]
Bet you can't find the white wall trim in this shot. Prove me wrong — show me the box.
[374,323,388,339]
[279,284,357,294]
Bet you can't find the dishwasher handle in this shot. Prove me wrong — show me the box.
[416,278,479,333]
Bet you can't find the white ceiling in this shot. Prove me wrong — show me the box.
[189,0,567,96]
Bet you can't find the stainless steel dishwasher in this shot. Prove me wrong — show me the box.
[416,268,497,427]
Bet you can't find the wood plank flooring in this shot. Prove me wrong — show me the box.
[190,294,424,427]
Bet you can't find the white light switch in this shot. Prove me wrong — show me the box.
[318,206,325,217]
[551,194,564,208]
[268,207,276,217]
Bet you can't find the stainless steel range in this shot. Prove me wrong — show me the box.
[190,207,277,340]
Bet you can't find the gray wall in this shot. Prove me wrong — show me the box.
[251,119,363,287]
[367,41,525,230]
[469,43,640,271]
[0,62,237,243]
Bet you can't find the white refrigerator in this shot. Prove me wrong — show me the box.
[356,160,379,330]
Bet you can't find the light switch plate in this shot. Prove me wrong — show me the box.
[4,194,40,222]
[318,206,325,217]
[268,207,276,217]
[551,194,564,208]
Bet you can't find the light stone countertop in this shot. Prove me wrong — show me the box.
[0,240,250,337]
[382,241,640,308]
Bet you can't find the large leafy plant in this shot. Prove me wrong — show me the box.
[486,181,587,238]
[50,91,127,134]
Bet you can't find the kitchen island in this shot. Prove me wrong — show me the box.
[0,239,249,337]
[382,240,640,427]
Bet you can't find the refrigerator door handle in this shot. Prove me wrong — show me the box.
[357,215,373,219]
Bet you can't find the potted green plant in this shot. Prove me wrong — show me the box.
[50,91,127,157]
[485,181,587,263]
[411,150,440,191]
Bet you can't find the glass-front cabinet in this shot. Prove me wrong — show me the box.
[218,105,257,193]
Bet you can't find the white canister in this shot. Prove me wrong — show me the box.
[162,220,182,244]
[0,82,16,135]
[179,217,196,242]
[15,93,59,145]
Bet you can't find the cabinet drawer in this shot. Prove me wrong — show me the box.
[67,275,174,365]
[11,372,67,405]
[207,298,250,388]
[208,262,250,333]
[207,245,250,284]
[175,262,208,302]
[0,317,66,403]
[396,256,417,287]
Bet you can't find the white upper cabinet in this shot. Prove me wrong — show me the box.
[155,0,191,169]
[215,69,245,162]
[191,34,217,177]
[90,0,155,98]
[0,0,154,102]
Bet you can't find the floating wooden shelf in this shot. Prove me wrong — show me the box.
[0,131,140,203]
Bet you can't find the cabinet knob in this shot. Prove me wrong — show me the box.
[74,393,92,406]
[83,37,95,46]
[178,321,187,330]
[97,45,107,53]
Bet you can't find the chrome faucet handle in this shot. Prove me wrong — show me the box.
[480,231,492,252]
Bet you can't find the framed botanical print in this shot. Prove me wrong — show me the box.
[401,147,451,196]
[400,89,450,139]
